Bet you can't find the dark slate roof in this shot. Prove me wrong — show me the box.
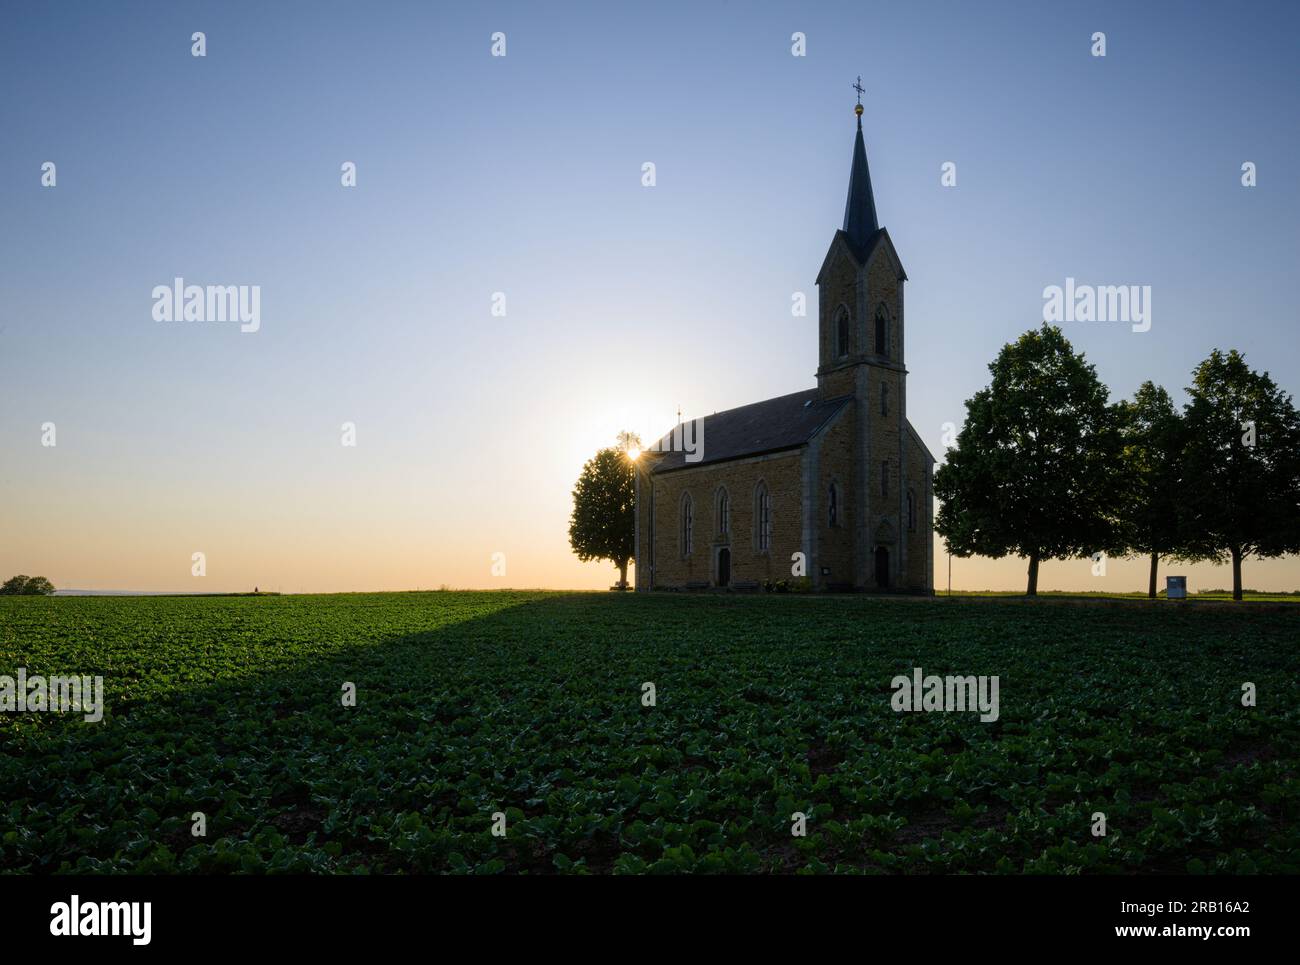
[842,117,879,251]
[647,389,850,473]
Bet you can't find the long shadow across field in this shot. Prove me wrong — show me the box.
[2,592,1297,873]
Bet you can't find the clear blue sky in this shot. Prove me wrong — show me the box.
[2,1,1297,591]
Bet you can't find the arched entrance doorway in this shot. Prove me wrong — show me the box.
[875,546,890,589]
[717,547,731,587]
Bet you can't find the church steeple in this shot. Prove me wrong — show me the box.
[842,79,879,250]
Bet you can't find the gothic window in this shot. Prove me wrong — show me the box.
[680,492,694,557]
[874,303,889,357]
[881,382,889,416]
[834,305,850,358]
[716,487,730,537]
[828,483,839,528]
[907,490,916,533]
[754,483,772,552]
[880,460,889,498]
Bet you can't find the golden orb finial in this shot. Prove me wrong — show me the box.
[855,103,864,117]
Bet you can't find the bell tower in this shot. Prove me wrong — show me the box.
[815,80,906,401]
[814,81,911,588]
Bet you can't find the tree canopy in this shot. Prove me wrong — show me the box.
[569,435,640,588]
[1111,381,1188,597]
[934,324,1120,595]
[1177,350,1300,600]
[1,575,56,596]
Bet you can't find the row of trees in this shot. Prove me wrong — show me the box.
[1,575,57,596]
[936,325,1300,599]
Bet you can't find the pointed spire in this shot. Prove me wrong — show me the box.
[842,79,879,250]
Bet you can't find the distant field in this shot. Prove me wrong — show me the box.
[2,592,1297,874]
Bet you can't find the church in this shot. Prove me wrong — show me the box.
[634,98,935,593]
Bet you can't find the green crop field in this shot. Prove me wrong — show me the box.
[2,592,1297,874]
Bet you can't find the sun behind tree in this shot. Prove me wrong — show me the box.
[569,434,641,589]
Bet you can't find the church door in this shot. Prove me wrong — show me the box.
[717,547,731,588]
[875,546,890,589]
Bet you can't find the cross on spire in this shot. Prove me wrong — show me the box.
[842,75,878,248]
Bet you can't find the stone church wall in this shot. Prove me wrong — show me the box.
[815,403,856,588]
[902,435,934,591]
[640,449,804,590]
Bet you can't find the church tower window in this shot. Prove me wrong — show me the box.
[881,382,889,416]
[828,483,839,527]
[834,305,850,358]
[875,303,889,357]
[880,461,889,498]
[907,490,916,532]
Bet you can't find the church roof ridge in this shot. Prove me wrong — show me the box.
[691,387,820,421]
[648,389,849,473]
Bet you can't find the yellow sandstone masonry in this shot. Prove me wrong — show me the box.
[635,109,935,593]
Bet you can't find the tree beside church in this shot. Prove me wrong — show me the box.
[1177,350,1300,600]
[933,325,1120,597]
[570,440,638,589]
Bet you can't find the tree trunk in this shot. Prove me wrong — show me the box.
[1231,546,1242,602]
[617,559,629,590]
[1026,552,1040,597]
[1148,552,1159,600]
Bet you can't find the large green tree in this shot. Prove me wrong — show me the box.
[1178,350,1300,600]
[1111,382,1188,598]
[569,435,639,589]
[935,325,1121,595]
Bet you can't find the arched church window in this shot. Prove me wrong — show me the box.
[828,483,839,527]
[881,382,889,416]
[907,490,916,533]
[875,303,889,357]
[834,305,850,358]
[754,483,772,552]
[680,492,694,557]
[716,487,730,537]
